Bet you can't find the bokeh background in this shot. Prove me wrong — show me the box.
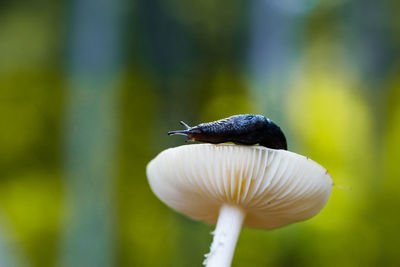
[1,0,400,266]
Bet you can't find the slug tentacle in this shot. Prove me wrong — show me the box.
[167,130,190,136]
[180,121,191,129]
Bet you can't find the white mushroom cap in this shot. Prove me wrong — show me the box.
[146,144,332,229]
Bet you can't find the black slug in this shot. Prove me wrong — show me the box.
[168,114,287,150]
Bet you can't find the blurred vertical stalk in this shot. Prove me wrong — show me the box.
[0,216,27,267]
[61,0,123,266]
[247,0,310,122]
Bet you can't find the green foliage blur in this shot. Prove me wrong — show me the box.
[1,0,400,266]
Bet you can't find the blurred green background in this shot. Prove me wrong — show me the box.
[1,0,400,266]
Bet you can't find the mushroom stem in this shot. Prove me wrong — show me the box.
[203,204,246,267]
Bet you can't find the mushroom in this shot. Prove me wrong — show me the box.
[146,144,332,267]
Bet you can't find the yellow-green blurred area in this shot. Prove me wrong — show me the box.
[1,0,400,266]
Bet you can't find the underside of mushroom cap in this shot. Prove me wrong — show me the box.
[146,144,332,229]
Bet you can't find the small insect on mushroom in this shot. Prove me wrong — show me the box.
[168,114,288,150]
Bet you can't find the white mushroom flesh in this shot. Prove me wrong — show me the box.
[146,144,332,229]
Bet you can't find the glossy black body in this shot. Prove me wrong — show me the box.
[168,114,287,150]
